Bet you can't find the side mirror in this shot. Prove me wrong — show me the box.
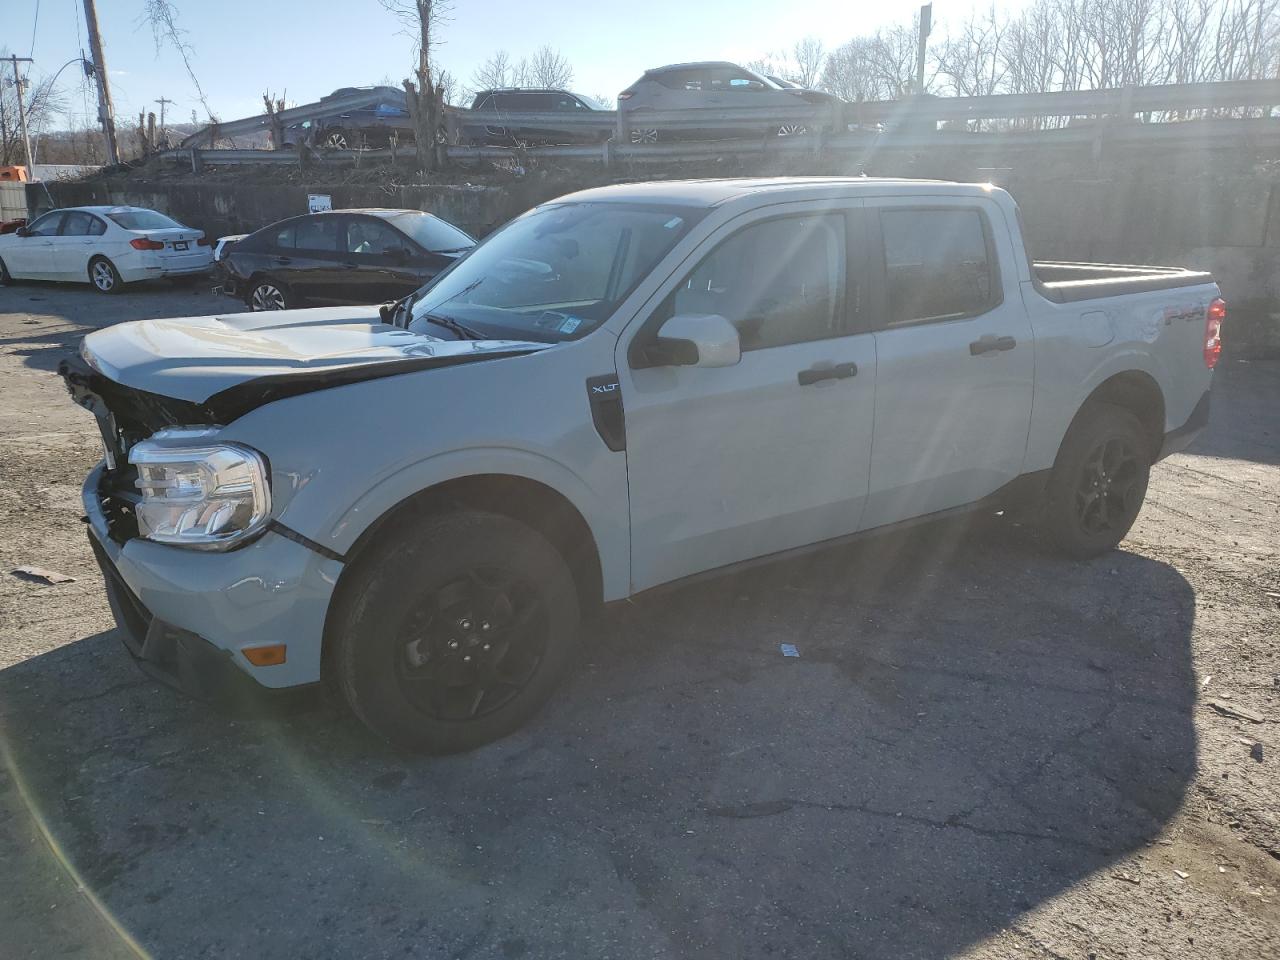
[15,226,30,238]
[646,313,741,368]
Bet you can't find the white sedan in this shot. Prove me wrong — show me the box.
[0,205,214,294]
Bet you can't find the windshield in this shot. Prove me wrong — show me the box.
[408,202,704,343]
[107,210,182,231]
[383,212,474,253]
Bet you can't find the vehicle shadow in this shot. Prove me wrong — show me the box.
[1188,355,1280,466]
[0,516,1197,959]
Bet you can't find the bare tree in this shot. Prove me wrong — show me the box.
[792,37,826,88]
[138,0,217,122]
[523,45,574,88]
[936,6,1010,97]
[381,0,449,172]
[472,50,514,91]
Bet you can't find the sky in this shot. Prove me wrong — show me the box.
[9,0,941,131]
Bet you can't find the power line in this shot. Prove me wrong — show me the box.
[30,0,42,58]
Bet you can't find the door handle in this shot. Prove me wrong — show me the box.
[797,361,858,386]
[273,256,292,265]
[969,335,1017,356]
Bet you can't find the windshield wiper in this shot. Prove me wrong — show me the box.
[422,312,485,340]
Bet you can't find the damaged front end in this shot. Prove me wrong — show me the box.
[59,350,221,545]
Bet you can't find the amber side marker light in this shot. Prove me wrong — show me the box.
[242,644,287,667]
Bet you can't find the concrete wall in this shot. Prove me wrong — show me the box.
[29,147,1280,348]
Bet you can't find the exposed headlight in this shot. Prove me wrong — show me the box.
[128,428,271,550]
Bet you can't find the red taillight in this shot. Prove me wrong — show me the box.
[1204,297,1225,369]
[196,236,211,246]
[129,237,164,250]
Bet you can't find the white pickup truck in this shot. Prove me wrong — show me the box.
[61,178,1222,751]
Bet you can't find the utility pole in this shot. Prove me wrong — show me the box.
[155,96,174,143]
[915,3,933,95]
[81,0,120,164]
[5,55,34,169]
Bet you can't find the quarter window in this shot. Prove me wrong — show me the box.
[668,214,846,351]
[879,209,996,325]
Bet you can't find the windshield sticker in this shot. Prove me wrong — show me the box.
[558,316,583,335]
[664,217,683,229]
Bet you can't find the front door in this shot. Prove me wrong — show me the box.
[620,205,878,592]
[341,216,427,304]
[6,210,62,277]
[860,200,1034,529]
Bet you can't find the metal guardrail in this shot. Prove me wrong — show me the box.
[181,78,1280,154]
[174,115,1280,170]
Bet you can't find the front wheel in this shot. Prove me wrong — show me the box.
[88,257,122,294]
[0,256,13,286]
[629,127,659,144]
[331,510,582,752]
[1040,402,1151,558]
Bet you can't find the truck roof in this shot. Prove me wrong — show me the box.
[551,177,993,208]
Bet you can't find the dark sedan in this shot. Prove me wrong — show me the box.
[217,208,474,310]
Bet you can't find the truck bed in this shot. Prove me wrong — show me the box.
[1033,260,1213,303]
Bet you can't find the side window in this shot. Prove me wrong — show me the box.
[86,216,107,236]
[346,219,406,256]
[60,211,94,236]
[668,214,846,351]
[26,211,64,236]
[879,209,996,325]
[273,223,297,250]
[294,217,341,253]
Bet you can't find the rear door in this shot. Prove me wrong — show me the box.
[266,217,343,302]
[859,199,1034,530]
[51,210,104,280]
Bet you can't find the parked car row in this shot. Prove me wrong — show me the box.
[0,203,475,307]
[277,60,853,152]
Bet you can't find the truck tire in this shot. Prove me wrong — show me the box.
[1041,402,1151,559]
[331,510,582,752]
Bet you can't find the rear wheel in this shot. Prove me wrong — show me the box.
[629,128,659,144]
[248,278,291,310]
[776,124,808,137]
[88,257,122,294]
[324,130,350,150]
[332,510,582,752]
[1041,402,1151,558]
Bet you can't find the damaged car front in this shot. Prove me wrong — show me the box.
[59,307,549,705]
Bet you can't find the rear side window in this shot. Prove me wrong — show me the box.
[668,214,846,352]
[878,208,997,325]
[653,69,705,91]
[294,216,341,252]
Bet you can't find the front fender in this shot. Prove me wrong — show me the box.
[321,446,629,600]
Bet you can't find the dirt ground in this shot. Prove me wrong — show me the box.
[0,280,1276,960]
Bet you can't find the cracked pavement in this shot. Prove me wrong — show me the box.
[0,283,1277,959]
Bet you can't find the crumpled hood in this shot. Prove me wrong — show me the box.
[80,305,549,405]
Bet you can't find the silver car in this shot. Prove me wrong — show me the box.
[618,61,839,143]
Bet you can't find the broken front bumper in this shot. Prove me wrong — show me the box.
[82,462,342,699]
